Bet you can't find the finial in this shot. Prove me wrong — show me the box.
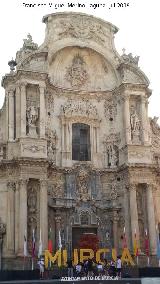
[8,58,17,73]
[122,48,126,55]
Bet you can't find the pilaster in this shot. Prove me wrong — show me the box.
[39,86,46,139]
[18,179,28,255]
[39,179,48,250]
[6,182,16,254]
[146,184,157,254]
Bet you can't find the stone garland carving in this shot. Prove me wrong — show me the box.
[27,181,38,253]
[23,144,46,153]
[45,129,58,163]
[65,55,89,88]
[26,105,39,137]
[110,184,118,200]
[104,98,117,121]
[130,105,141,144]
[58,17,106,45]
[104,133,120,168]
[45,93,54,115]
[61,99,99,120]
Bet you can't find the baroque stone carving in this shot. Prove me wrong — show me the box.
[22,34,38,51]
[58,17,106,45]
[76,167,90,202]
[45,129,57,163]
[104,97,117,121]
[61,99,99,120]
[110,184,118,200]
[65,55,89,88]
[27,180,38,253]
[130,105,141,143]
[150,117,160,152]
[26,105,39,137]
[48,175,64,198]
[121,49,139,66]
[23,144,45,153]
[104,133,120,168]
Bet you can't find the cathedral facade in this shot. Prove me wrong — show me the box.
[0,12,160,268]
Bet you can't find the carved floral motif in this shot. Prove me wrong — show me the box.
[104,97,117,121]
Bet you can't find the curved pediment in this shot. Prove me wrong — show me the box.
[49,46,120,91]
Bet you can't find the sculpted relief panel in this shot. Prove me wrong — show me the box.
[49,47,118,91]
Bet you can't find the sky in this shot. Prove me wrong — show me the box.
[0,0,160,122]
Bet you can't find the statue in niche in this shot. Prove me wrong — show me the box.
[130,105,141,143]
[107,144,119,168]
[26,105,39,137]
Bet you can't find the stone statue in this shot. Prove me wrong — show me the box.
[130,106,141,143]
[107,144,118,168]
[26,105,39,137]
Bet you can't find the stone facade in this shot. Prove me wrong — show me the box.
[0,12,160,268]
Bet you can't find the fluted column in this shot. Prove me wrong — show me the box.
[122,94,131,144]
[18,179,28,255]
[6,182,16,254]
[20,84,26,137]
[141,96,149,144]
[129,184,140,251]
[55,216,61,250]
[146,184,157,254]
[113,211,119,251]
[8,90,15,141]
[39,86,45,138]
[40,180,48,250]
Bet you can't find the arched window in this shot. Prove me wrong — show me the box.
[72,123,91,161]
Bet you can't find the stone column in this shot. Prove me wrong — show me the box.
[20,84,26,137]
[0,218,6,270]
[124,187,131,249]
[5,91,9,141]
[40,180,48,250]
[141,96,149,144]
[16,85,21,138]
[18,179,28,255]
[129,184,140,251]
[15,182,20,254]
[39,86,45,139]
[113,211,119,251]
[122,94,131,144]
[55,216,61,250]
[146,184,157,254]
[6,182,16,254]
[8,90,15,141]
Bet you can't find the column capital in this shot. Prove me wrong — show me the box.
[55,216,61,223]
[40,179,48,187]
[18,179,28,187]
[7,181,16,191]
[126,183,137,192]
